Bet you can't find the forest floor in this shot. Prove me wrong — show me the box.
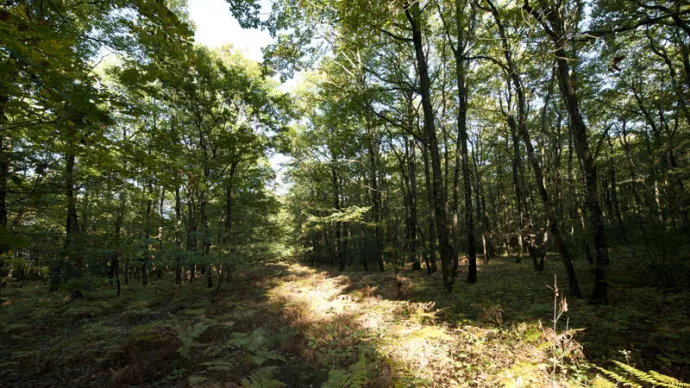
[1,255,689,387]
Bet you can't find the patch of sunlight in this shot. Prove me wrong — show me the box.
[269,265,359,323]
[268,263,559,387]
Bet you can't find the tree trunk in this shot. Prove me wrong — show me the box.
[0,71,13,259]
[408,138,421,270]
[491,0,582,297]
[365,113,384,272]
[522,2,608,302]
[187,195,196,283]
[331,160,344,271]
[175,186,182,285]
[422,143,438,274]
[406,1,455,291]
[112,172,126,297]
[142,180,152,287]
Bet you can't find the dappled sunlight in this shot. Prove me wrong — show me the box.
[269,263,357,321]
[3,259,686,386]
[266,262,565,387]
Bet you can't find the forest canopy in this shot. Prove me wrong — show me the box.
[1,0,689,387]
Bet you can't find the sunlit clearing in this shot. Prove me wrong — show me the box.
[267,263,567,386]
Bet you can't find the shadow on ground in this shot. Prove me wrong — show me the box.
[1,255,688,387]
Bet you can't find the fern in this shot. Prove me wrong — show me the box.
[208,328,284,365]
[177,321,212,358]
[349,353,369,386]
[597,361,690,388]
[648,371,690,387]
[241,366,286,388]
[321,369,354,388]
[595,365,642,388]
[321,354,370,388]
[197,360,235,371]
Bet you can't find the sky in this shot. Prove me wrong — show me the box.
[187,0,273,62]
[187,0,292,194]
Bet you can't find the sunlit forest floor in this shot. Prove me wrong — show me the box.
[1,255,689,387]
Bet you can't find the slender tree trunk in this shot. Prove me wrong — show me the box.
[491,0,581,296]
[554,60,607,302]
[112,138,126,296]
[331,159,344,271]
[175,186,182,285]
[408,138,421,270]
[0,69,13,264]
[406,1,455,290]
[508,116,526,263]
[142,180,152,287]
[422,144,438,274]
[365,113,384,272]
[223,173,235,284]
[0,132,10,276]
[523,2,608,302]
[53,134,82,292]
[448,0,477,283]
[187,192,197,283]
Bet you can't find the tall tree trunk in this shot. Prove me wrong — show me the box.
[56,132,81,292]
[422,143,438,274]
[490,0,581,296]
[508,116,526,263]
[112,127,127,296]
[223,173,235,283]
[408,138,421,270]
[406,1,455,291]
[143,180,152,287]
[175,186,182,285]
[113,187,125,297]
[0,61,15,264]
[523,1,608,302]
[187,192,197,283]
[365,113,384,272]
[451,0,477,284]
[220,162,237,289]
[0,132,10,265]
[331,159,344,271]
[201,190,212,288]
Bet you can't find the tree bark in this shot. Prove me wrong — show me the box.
[523,1,607,302]
[175,186,183,285]
[489,0,581,296]
[422,143,438,274]
[408,138,421,270]
[405,1,455,290]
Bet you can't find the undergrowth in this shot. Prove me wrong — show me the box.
[0,257,688,387]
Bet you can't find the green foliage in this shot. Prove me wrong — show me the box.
[62,305,106,319]
[208,328,285,365]
[322,369,356,388]
[596,360,690,388]
[177,321,212,358]
[197,360,235,371]
[322,354,369,388]
[306,206,371,231]
[61,274,110,294]
[240,366,286,388]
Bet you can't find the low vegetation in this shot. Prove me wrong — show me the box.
[2,256,688,387]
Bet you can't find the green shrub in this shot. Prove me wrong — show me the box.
[61,274,110,294]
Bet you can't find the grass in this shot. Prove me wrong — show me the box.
[0,254,688,387]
